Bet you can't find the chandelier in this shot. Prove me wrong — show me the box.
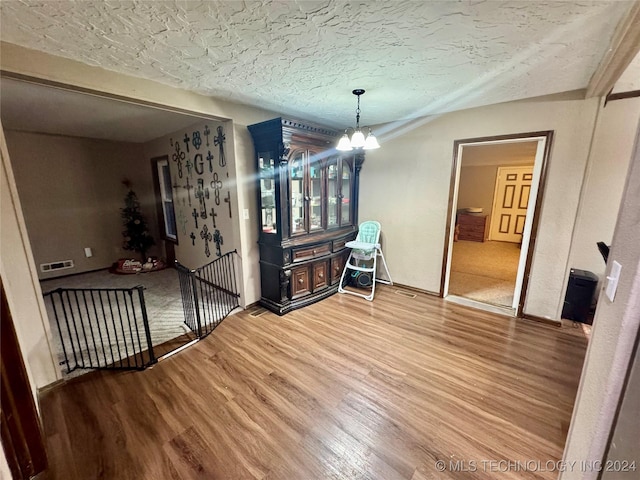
[336,89,380,151]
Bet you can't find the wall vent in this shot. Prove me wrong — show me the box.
[394,289,417,299]
[248,307,268,317]
[40,260,74,273]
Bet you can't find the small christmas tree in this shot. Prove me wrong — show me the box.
[121,179,155,261]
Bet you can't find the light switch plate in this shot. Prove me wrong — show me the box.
[605,260,621,302]
[243,208,250,220]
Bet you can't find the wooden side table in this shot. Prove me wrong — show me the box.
[457,214,488,242]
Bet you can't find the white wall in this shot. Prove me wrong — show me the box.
[1,42,280,310]
[142,118,261,307]
[0,123,60,395]
[143,119,238,268]
[601,344,640,479]
[230,122,262,306]
[568,97,640,284]
[560,120,640,480]
[457,165,499,218]
[361,92,599,320]
[5,131,159,279]
[1,44,637,380]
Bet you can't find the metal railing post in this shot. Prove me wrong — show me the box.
[136,286,156,366]
[190,270,203,338]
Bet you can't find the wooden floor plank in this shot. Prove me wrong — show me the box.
[39,286,588,479]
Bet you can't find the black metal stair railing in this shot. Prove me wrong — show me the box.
[43,286,156,373]
[176,250,241,339]
[43,251,240,374]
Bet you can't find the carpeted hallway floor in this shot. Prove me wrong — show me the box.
[449,240,521,307]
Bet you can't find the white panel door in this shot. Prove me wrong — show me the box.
[490,166,533,243]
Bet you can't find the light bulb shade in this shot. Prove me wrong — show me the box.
[336,134,353,151]
[350,130,366,148]
[363,131,380,150]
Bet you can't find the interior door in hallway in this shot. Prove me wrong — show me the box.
[490,165,533,243]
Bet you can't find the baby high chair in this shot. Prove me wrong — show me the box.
[338,220,392,301]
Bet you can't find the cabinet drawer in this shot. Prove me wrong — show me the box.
[331,255,345,284]
[459,232,484,241]
[458,214,486,226]
[313,261,329,290]
[458,228,485,242]
[333,238,348,251]
[292,242,331,262]
[291,266,311,299]
[463,225,486,234]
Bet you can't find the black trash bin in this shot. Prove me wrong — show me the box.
[562,269,599,324]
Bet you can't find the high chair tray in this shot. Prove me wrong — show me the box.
[345,240,379,249]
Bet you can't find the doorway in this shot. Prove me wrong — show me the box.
[441,132,553,316]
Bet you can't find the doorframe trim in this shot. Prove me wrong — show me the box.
[440,130,554,317]
[1,277,48,478]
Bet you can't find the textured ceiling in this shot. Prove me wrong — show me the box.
[0,0,633,128]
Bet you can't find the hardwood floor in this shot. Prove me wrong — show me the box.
[39,285,588,479]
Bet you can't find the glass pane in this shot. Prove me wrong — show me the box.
[259,153,277,234]
[341,162,351,226]
[156,159,177,241]
[327,160,338,228]
[309,161,323,231]
[161,164,173,202]
[164,201,177,237]
[290,152,305,234]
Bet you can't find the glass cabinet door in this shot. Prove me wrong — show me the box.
[327,159,339,228]
[290,151,305,235]
[309,160,323,232]
[258,153,277,234]
[340,160,352,226]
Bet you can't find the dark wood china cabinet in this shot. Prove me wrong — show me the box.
[248,118,364,314]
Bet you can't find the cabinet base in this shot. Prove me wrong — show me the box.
[260,284,339,315]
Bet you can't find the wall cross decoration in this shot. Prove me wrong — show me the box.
[213,228,223,257]
[200,224,213,257]
[214,125,226,167]
[183,133,190,153]
[172,182,183,205]
[206,151,214,173]
[194,153,204,175]
[209,207,218,228]
[185,157,193,177]
[195,178,210,219]
[192,208,199,229]
[190,232,196,246]
[204,125,211,146]
[224,191,232,218]
[177,208,188,235]
[172,142,185,178]
[210,173,223,205]
[192,131,202,150]
[183,176,193,206]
